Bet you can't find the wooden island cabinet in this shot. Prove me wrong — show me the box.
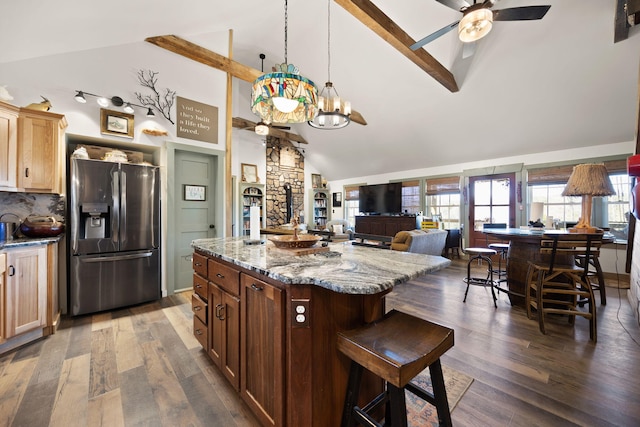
[191,237,450,427]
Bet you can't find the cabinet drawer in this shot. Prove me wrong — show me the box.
[193,273,208,300]
[192,293,207,324]
[208,259,240,297]
[193,316,208,349]
[192,252,208,277]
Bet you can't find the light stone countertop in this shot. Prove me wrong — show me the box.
[0,235,63,250]
[192,236,451,295]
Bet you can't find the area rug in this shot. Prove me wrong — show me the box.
[406,364,474,426]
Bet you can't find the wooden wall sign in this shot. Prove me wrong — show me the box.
[176,96,218,143]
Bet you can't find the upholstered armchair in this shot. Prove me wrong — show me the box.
[324,219,354,241]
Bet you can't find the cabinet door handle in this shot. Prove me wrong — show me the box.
[195,283,203,289]
[8,265,15,276]
[215,303,223,319]
[251,283,264,291]
[194,261,202,267]
[25,168,29,178]
[218,304,226,320]
[195,329,203,336]
[193,306,202,311]
[216,273,224,279]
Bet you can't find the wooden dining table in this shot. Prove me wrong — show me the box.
[482,228,613,307]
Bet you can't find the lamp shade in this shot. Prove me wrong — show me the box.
[251,63,318,124]
[561,164,616,197]
[562,163,615,233]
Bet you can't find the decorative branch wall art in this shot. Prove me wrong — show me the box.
[135,69,176,124]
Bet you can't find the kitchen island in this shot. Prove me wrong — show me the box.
[191,237,451,427]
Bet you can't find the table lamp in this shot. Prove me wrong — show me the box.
[561,163,616,233]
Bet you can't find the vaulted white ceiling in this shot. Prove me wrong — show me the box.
[2,0,639,180]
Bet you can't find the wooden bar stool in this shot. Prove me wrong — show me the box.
[337,309,455,427]
[463,247,498,307]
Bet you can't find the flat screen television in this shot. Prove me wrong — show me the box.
[359,183,403,215]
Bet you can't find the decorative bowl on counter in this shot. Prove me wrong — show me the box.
[268,234,322,249]
[19,215,64,237]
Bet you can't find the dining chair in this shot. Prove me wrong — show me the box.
[524,231,603,342]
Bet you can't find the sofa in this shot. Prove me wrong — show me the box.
[324,219,353,241]
[390,229,448,256]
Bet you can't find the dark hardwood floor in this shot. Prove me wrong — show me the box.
[1,257,639,426]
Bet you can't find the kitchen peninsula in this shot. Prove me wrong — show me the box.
[191,237,450,427]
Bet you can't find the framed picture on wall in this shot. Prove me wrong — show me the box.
[100,108,134,138]
[184,185,206,201]
[312,173,322,189]
[333,192,342,207]
[242,163,258,183]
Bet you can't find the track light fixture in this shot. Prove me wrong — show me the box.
[74,90,155,117]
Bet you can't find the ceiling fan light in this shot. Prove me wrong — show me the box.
[458,8,493,43]
[255,122,269,135]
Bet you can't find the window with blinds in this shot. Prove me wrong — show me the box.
[401,180,420,214]
[527,159,630,233]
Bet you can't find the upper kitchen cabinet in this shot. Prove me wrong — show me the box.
[18,108,67,194]
[0,101,19,190]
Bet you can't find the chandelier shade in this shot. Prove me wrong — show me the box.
[250,0,318,124]
[307,0,352,130]
[251,64,318,123]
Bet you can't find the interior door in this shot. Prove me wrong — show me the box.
[174,150,216,291]
[469,173,516,247]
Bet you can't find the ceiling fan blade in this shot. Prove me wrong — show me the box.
[435,0,470,12]
[350,109,367,126]
[492,5,551,21]
[410,20,460,51]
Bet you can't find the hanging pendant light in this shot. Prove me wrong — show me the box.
[308,0,351,129]
[251,0,318,124]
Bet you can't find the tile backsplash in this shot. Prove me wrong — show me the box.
[0,192,65,223]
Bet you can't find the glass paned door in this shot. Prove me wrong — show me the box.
[469,173,516,247]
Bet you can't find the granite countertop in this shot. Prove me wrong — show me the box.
[0,235,64,250]
[192,236,451,295]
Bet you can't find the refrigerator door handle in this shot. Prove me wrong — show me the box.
[81,252,154,263]
[121,170,127,245]
[112,169,120,245]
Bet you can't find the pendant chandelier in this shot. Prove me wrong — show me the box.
[251,0,318,124]
[308,0,351,130]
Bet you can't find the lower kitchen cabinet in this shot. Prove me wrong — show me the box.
[209,282,240,390]
[2,245,47,339]
[241,273,284,427]
[1,241,62,355]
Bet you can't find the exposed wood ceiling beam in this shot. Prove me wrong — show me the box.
[232,117,309,144]
[146,35,368,125]
[146,35,261,82]
[334,0,459,93]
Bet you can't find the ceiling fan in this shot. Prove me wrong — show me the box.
[410,0,551,51]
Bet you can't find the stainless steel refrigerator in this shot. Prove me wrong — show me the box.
[69,158,160,316]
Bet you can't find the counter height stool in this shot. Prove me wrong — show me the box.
[488,242,510,290]
[337,309,454,427]
[463,247,498,307]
